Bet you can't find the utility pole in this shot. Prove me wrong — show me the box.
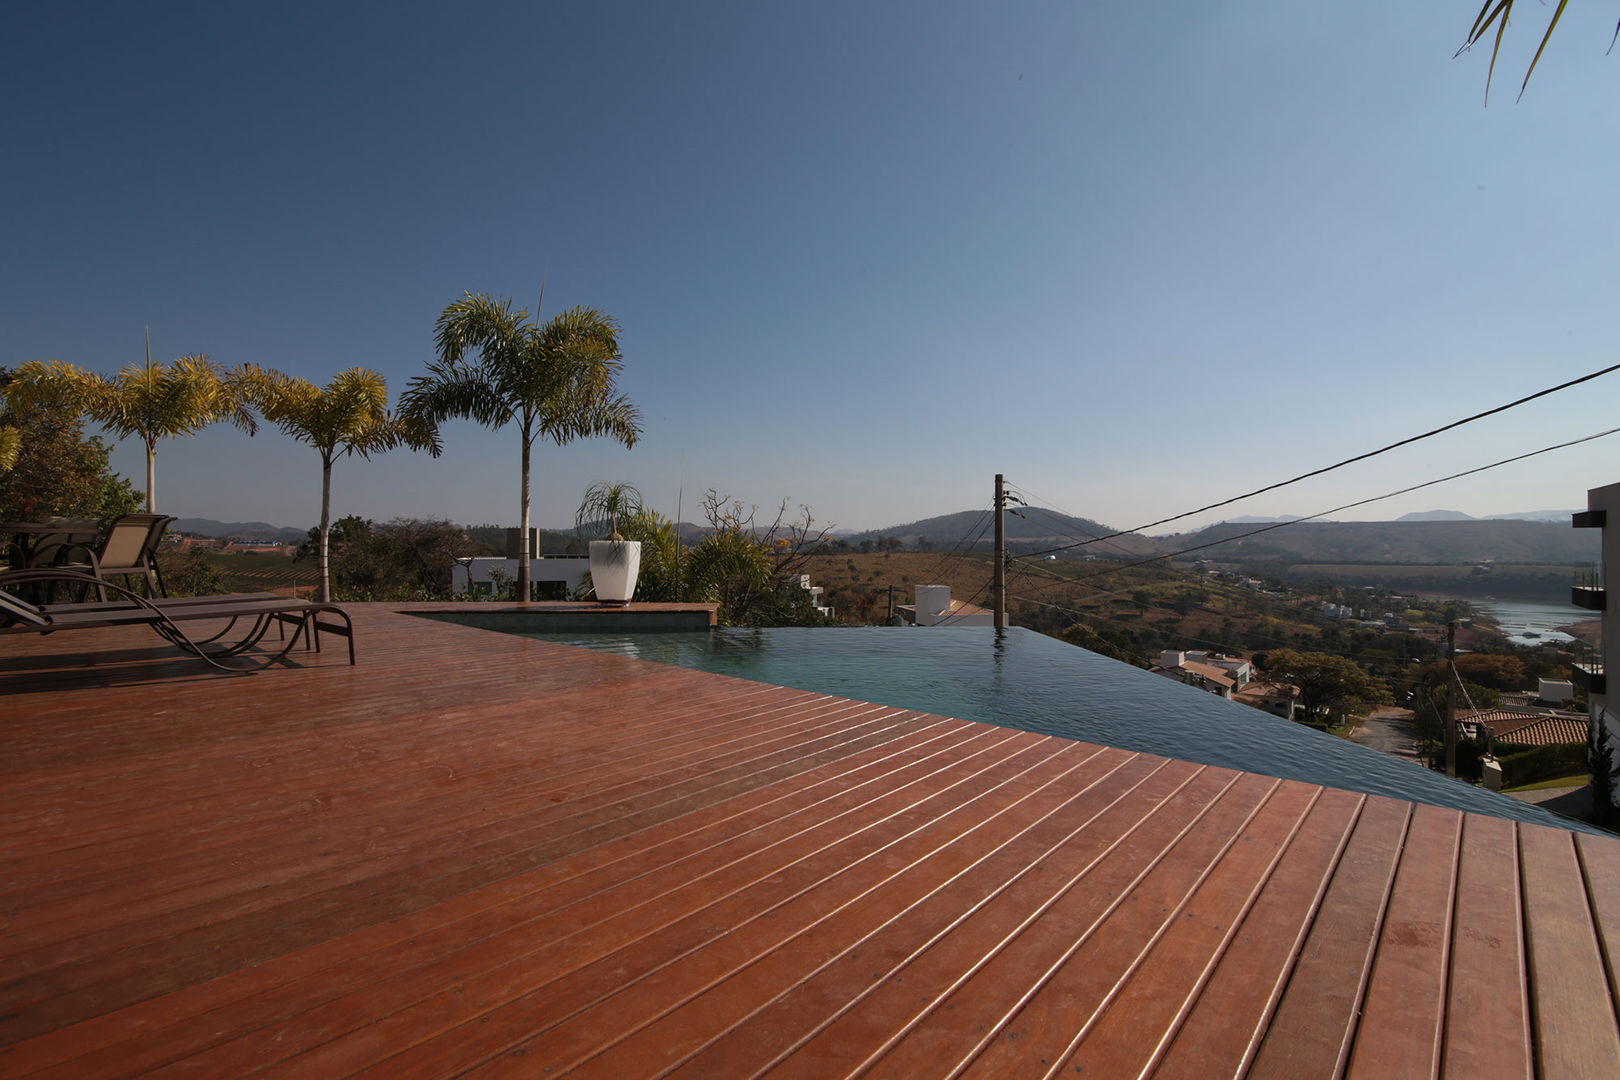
[1444,620,1458,777]
[993,474,1006,630]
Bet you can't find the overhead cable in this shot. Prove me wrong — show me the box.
[1014,423,1620,588]
[1020,360,1620,560]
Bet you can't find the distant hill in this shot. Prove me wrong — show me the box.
[171,518,309,542]
[848,509,1158,557]
[1391,509,1577,523]
[1396,510,1475,522]
[1170,518,1595,566]
[1483,509,1579,523]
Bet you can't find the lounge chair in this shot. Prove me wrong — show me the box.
[46,512,175,600]
[0,570,355,671]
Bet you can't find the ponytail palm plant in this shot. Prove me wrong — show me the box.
[575,481,644,541]
[401,292,641,601]
[8,330,256,511]
[241,365,422,602]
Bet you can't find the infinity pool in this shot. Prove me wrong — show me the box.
[512,624,1594,834]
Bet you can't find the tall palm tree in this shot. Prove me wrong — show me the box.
[242,366,420,602]
[8,330,256,511]
[401,293,641,600]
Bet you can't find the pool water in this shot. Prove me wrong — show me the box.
[518,625,1597,834]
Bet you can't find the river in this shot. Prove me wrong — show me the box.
[1466,597,1588,646]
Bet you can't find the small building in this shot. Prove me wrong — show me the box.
[1152,651,1237,700]
[896,584,1000,627]
[794,574,833,619]
[1183,650,1252,687]
[1537,678,1575,707]
[1233,680,1300,721]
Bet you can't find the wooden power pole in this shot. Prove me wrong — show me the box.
[1444,620,1458,777]
[993,474,1006,630]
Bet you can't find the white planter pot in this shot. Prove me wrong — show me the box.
[588,540,641,604]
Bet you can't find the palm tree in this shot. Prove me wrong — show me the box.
[401,293,641,600]
[8,329,255,511]
[241,366,420,602]
[0,426,18,472]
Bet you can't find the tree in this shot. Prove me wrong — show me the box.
[294,516,475,600]
[1261,648,1385,726]
[1452,652,1527,692]
[0,426,17,472]
[241,366,421,602]
[0,367,143,522]
[680,490,834,626]
[401,293,641,601]
[7,331,256,511]
[617,508,683,601]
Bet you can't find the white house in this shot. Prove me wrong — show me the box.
[896,584,1000,627]
[794,574,834,619]
[1152,651,1237,700]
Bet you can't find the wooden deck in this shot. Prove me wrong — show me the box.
[3,603,1618,1078]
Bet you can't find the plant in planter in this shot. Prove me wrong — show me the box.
[576,481,644,604]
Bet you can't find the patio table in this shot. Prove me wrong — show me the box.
[0,520,98,569]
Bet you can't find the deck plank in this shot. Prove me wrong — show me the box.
[1519,824,1620,1077]
[1344,802,1463,1079]
[1042,779,1325,1079]
[1442,813,1532,1080]
[1150,786,1364,1079]
[1578,830,1620,1023]
[1245,794,1412,1080]
[1,605,1617,1079]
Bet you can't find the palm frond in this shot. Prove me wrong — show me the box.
[1520,0,1571,100]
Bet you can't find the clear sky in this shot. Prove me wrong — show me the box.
[6,3,1618,535]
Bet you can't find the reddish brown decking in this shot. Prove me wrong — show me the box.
[2,604,1618,1078]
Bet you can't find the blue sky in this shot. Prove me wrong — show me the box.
[6,3,1619,534]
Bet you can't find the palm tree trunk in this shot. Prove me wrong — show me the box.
[145,438,157,512]
[517,431,531,601]
[319,454,332,603]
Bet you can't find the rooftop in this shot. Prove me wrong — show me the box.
[1459,708,1592,748]
[3,605,1618,1077]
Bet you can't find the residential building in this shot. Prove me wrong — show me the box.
[896,584,1000,627]
[793,573,833,619]
[1573,481,1618,817]
[1233,679,1300,721]
[1457,707,1590,748]
[1152,650,1237,700]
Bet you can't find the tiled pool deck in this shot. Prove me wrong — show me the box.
[2,603,1618,1077]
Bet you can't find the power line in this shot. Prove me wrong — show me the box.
[1006,491,1146,563]
[1007,559,1319,653]
[909,505,996,585]
[1020,360,1620,560]
[1013,423,1620,590]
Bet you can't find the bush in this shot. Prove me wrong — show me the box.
[1498,742,1588,787]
